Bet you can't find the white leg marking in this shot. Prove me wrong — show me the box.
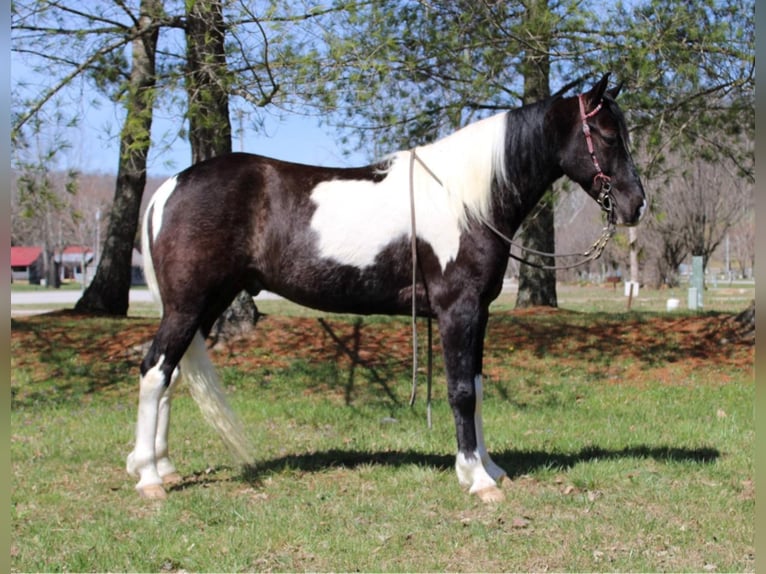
[127,355,167,493]
[455,375,508,496]
[155,367,180,481]
[474,374,507,482]
[456,451,498,494]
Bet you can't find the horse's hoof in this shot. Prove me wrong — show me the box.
[475,486,505,503]
[137,484,167,500]
[162,472,183,486]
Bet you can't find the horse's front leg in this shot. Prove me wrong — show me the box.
[439,302,508,503]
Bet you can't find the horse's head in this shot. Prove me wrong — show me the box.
[549,73,646,226]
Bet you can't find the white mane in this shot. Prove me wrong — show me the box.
[391,112,508,229]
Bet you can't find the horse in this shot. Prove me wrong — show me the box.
[127,73,646,502]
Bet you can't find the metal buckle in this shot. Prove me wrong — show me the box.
[597,182,613,213]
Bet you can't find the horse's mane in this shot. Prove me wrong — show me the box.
[381,112,509,230]
[386,102,560,232]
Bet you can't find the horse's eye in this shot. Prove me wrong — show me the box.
[601,134,618,147]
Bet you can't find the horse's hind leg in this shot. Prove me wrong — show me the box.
[127,312,200,499]
[154,367,182,486]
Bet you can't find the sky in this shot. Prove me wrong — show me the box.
[50,94,369,179]
[11,58,369,180]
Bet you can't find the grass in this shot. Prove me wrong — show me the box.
[10,289,754,572]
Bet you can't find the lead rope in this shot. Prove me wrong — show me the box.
[482,214,615,270]
[408,149,436,428]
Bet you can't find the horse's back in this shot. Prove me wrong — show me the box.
[143,153,394,310]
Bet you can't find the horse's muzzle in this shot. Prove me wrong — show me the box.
[615,195,647,226]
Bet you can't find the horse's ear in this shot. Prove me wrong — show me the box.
[607,80,624,100]
[586,72,611,104]
[551,76,585,100]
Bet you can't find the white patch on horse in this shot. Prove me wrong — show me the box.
[127,354,168,491]
[309,164,462,270]
[149,175,179,241]
[473,374,507,481]
[310,113,508,271]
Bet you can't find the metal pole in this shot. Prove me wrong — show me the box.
[95,208,101,276]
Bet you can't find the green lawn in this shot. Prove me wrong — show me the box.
[10,294,754,572]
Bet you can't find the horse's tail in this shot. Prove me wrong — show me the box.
[141,180,255,468]
[180,333,255,467]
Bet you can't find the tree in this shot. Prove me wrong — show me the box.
[641,147,752,287]
[726,211,754,279]
[75,0,163,314]
[12,143,78,287]
[12,0,281,316]
[12,0,181,311]
[514,0,556,308]
[185,0,232,164]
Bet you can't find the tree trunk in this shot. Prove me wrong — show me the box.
[515,194,558,308]
[75,0,160,315]
[722,299,754,344]
[185,0,258,335]
[515,0,557,309]
[185,0,232,162]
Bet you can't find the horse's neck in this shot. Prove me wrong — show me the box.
[494,106,563,228]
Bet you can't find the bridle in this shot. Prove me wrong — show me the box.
[578,93,614,215]
[486,94,618,271]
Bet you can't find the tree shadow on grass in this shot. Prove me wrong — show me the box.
[169,444,719,493]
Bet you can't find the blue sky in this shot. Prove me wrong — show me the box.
[65,102,369,178]
[11,57,368,179]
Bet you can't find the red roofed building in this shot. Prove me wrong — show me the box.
[11,246,44,284]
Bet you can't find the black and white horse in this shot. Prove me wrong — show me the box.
[127,74,646,502]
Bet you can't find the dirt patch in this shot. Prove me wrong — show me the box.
[11,308,753,390]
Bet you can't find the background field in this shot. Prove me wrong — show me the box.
[11,284,754,572]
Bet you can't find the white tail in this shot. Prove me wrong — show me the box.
[180,333,255,466]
